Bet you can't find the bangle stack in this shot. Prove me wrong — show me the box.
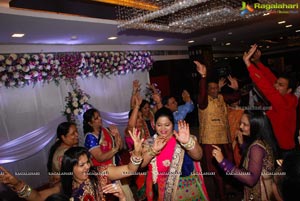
[16,183,32,198]
[147,146,160,157]
[180,137,196,151]
[130,155,143,166]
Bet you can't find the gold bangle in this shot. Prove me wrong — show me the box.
[148,146,160,157]
[180,137,196,150]
[17,184,32,198]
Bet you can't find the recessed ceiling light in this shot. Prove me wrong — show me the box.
[224,57,228,60]
[188,40,194,43]
[266,46,270,48]
[296,30,300,33]
[259,45,263,48]
[156,38,164,42]
[280,36,284,39]
[227,32,232,35]
[278,21,286,24]
[235,57,239,59]
[108,36,118,40]
[71,35,77,40]
[11,33,25,38]
[263,13,270,16]
[285,24,293,28]
[225,42,231,46]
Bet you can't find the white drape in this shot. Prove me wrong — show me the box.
[0,71,149,188]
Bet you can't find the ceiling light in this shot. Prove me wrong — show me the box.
[266,46,270,48]
[156,38,164,42]
[227,32,232,35]
[71,36,77,40]
[188,40,194,43]
[263,13,270,16]
[285,25,292,28]
[225,42,231,46]
[11,33,25,38]
[117,1,267,34]
[108,36,118,40]
[278,21,286,24]
[296,30,300,33]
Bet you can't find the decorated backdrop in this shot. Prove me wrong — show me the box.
[0,50,152,188]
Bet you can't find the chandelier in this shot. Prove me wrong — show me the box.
[116,0,277,34]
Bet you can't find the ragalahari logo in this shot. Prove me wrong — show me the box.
[240,1,254,16]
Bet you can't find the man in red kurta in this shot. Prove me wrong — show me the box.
[243,44,298,157]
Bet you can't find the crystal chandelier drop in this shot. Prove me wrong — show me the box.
[116,0,277,33]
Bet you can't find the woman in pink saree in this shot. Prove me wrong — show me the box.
[141,107,209,201]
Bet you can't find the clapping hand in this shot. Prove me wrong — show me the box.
[174,120,190,144]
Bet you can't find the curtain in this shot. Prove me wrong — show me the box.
[0,70,149,188]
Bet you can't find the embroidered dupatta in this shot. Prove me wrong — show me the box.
[146,136,209,201]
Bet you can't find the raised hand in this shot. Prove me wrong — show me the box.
[218,77,227,89]
[174,120,190,144]
[251,48,261,63]
[227,75,239,90]
[128,127,144,156]
[212,145,224,163]
[132,80,141,95]
[134,93,142,107]
[243,44,258,67]
[194,61,206,77]
[152,136,167,153]
[0,166,22,191]
[146,83,159,94]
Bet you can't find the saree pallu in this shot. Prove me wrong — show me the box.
[146,136,209,201]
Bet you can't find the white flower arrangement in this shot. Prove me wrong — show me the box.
[63,86,92,122]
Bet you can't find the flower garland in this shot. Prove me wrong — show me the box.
[0,51,153,88]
